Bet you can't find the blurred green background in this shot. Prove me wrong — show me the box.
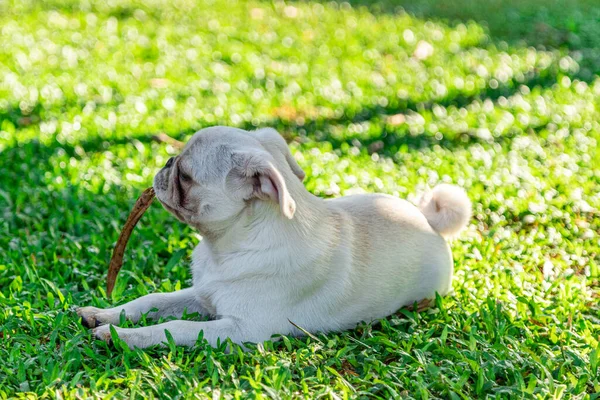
[0,0,599,398]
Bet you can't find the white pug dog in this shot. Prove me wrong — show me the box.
[77,126,471,349]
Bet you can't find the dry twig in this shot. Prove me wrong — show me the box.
[151,133,185,149]
[106,187,156,296]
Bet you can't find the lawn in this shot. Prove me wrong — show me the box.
[1,0,599,398]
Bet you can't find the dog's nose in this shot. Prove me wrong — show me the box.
[165,157,175,168]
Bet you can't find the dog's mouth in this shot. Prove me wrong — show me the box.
[156,195,187,222]
[154,171,187,222]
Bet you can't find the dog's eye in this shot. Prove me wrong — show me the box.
[180,171,193,183]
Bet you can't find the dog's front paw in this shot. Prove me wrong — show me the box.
[92,325,149,349]
[76,306,119,328]
[92,324,133,348]
[92,324,114,343]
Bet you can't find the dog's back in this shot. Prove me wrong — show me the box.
[319,193,456,328]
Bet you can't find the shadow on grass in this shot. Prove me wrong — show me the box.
[309,0,600,80]
[0,103,45,129]
[319,0,597,49]
[1,127,190,242]
[1,134,194,295]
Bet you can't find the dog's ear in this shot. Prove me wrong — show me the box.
[231,150,296,219]
[251,128,305,181]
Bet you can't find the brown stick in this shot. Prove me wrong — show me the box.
[151,133,185,149]
[106,187,156,297]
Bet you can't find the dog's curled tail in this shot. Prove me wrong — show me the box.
[418,184,471,238]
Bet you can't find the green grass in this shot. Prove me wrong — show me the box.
[1,0,599,398]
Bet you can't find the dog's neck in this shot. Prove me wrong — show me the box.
[199,179,333,260]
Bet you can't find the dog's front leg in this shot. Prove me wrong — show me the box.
[76,288,208,328]
[92,318,245,349]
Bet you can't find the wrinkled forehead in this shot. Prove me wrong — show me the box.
[184,126,261,153]
[179,127,259,180]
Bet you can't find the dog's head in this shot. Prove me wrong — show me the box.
[153,126,305,236]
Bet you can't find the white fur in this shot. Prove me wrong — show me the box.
[418,184,472,238]
[77,126,471,349]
